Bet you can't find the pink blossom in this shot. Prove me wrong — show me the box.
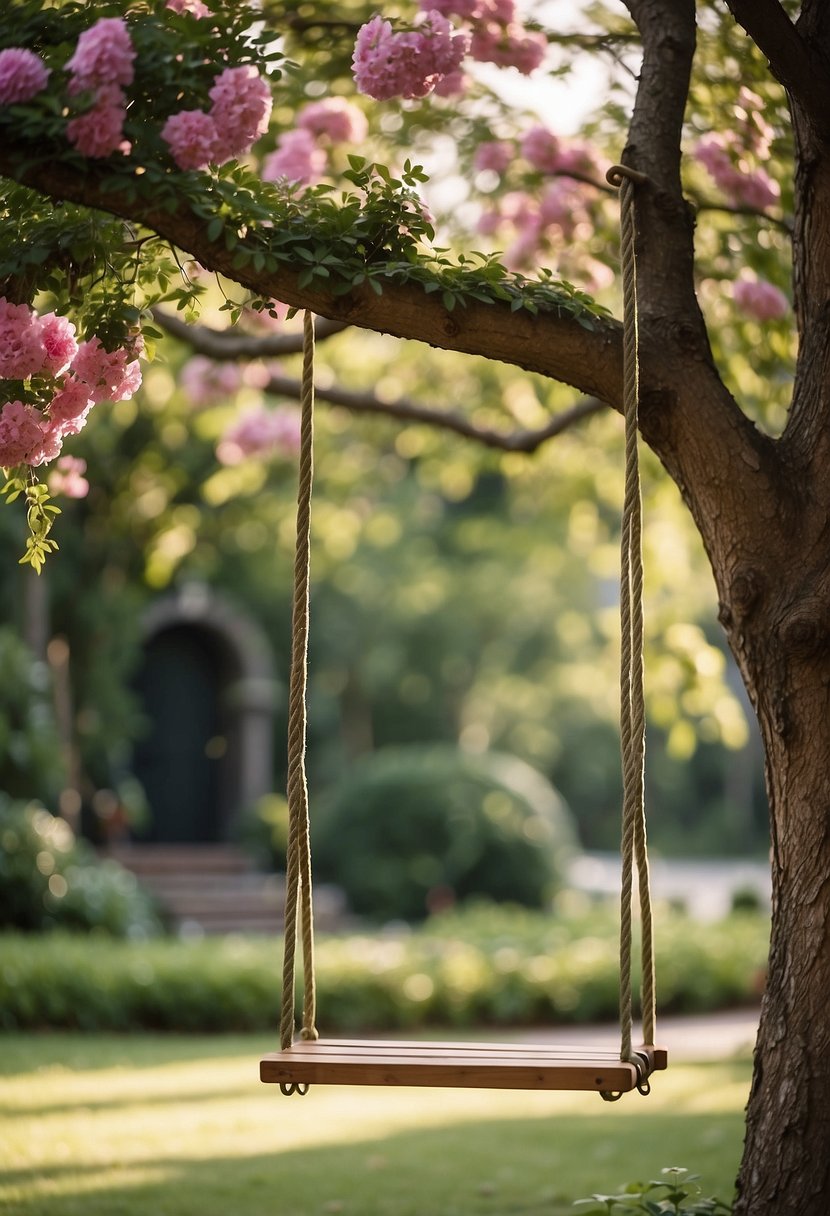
[521,125,560,173]
[217,404,302,465]
[694,133,732,180]
[66,17,135,90]
[297,97,368,144]
[352,12,469,102]
[470,22,546,73]
[473,140,513,174]
[0,48,50,105]
[0,400,45,467]
[48,454,90,498]
[729,167,780,210]
[39,313,78,377]
[0,297,44,379]
[694,134,780,211]
[538,180,585,237]
[262,129,327,186]
[475,208,501,237]
[71,337,142,403]
[166,0,211,16]
[180,356,244,408]
[733,275,789,321]
[161,109,219,170]
[27,421,64,467]
[432,68,467,96]
[49,375,94,427]
[553,140,603,179]
[504,223,543,270]
[208,65,273,161]
[67,97,130,158]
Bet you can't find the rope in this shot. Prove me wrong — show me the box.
[280,310,319,1059]
[606,164,656,1068]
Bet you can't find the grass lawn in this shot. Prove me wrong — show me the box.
[0,1033,750,1216]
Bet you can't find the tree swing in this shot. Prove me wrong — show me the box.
[260,166,667,1101]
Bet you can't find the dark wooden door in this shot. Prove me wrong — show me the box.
[132,627,224,842]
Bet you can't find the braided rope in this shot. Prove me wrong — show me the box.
[280,310,319,1055]
[606,165,656,1063]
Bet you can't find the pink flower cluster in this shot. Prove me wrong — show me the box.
[297,97,368,145]
[475,177,608,283]
[65,17,135,158]
[263,97,368,187]
[0,298,142,472]
[217,405,301,465]
[180,356,245,408]
[422,0,547,74]
[263,128,327,186]
[473,140,513,175]
[695,134,779,210]
[48,455,89,499]
[352,11,469,101]
[0,47,50,105]
[0,298,77,379]
[521,125,601,179]
[694,91,780,212]
[166,0,211,16]
[732,274,789,322]
[161,64,272,170]
[180,355,280,408]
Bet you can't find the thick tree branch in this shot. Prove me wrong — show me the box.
[726,0,830,142]
[0,146,624,405]
[263,372,604,453]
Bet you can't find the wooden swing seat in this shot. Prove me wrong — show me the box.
[261,1039,668,1093]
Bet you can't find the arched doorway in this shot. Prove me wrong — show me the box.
[132,584,277,844]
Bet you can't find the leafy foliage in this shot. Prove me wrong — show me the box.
[575,1166,732,1214]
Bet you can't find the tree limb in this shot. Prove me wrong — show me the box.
[262,372,605,453]
[725,0,830,142]
[618,1,784,564]
[157,302,604,452]
[0,143,625,406]
[154,307,348,358]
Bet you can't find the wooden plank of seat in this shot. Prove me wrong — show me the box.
[261,1040,668,1093]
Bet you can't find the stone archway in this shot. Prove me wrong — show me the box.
[132,583,277,844]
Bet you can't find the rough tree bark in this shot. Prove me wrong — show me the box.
[1,1,829,1210]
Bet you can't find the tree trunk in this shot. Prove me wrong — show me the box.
[716,537,830,1213]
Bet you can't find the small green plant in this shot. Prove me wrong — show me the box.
[575,1167,732,1214]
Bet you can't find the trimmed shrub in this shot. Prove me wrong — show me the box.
[0,799,163,937]
[312,745,577,920]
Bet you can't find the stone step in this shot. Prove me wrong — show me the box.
[102,843,345,935]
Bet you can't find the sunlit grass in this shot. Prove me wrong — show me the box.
[0,1033,749,1216]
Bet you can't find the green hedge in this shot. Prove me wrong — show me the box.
[0,903,769,1033]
